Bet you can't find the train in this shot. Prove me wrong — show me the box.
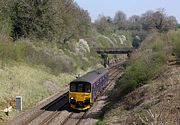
[69,68,108,110]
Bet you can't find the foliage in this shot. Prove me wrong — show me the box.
[0,0,91,41]
[0,16,12,36]
[0,36,29,64]
[110,33,168,102]
[94,15,114,34]
[141,9,177,32]
[113,11,127,30]
[168,30,180,58]
[94,9,177,49]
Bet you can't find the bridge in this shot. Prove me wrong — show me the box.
[96,47,134,55]
[96,47,134,67]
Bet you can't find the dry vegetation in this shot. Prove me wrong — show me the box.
[97,30,180,125]
[102,66,180,125]
[0,59,98,124]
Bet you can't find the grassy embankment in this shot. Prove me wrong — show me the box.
[97,30,180,125]
[0,28,131,124]
[0,35,94,123]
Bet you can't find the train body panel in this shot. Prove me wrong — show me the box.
[69,68,108,111]
[69,92,92,110]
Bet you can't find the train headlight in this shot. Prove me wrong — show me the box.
[70,97,76,104]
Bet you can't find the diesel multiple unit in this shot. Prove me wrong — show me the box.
[69,68,108,110]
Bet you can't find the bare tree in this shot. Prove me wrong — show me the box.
[128,15,142,30]
[94,15,113,34]
[141,10,155,31]
[113,11,127,30]
[141,9,177,32]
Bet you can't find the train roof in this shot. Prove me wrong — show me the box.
[71,68,108,84]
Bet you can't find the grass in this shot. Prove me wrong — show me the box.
[111,51,166,100]
[0,26,132,124]
[0,36,103,124]
[0,61,98,124]
[97,30,180,124]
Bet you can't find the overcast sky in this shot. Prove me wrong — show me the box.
[74,0,180,23]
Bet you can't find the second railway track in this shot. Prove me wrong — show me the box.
[7,61,125,125]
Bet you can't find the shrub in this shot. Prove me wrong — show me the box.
[0,16,12,36]
[172,33,180,58]
[124,60,152,85]
[151,52,166,65]
[167,30,180,58]
[118,79,138,96]
[111,33,167,101]
[0,40,29,63]
[151,39,164,52]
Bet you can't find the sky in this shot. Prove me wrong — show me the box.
[74,0,180,23]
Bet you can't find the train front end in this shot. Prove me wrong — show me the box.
[69,82,92,110]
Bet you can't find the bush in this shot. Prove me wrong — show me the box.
[151,52,166,65]
[110,33,167,101]
[152,39,164,52]
[0,16,12,36]
[167,30,180,58]
[172,33,180,56]
[124,61,152,85]
[118,79,138,96]
[0,38,29,64]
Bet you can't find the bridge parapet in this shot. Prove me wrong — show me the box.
[96,47,134,54]
[96,47,134,68]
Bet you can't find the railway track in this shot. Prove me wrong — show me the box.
[37,102,69,125]
[8,61,125,125]
[26,92,68,125]
[59,64,124,125]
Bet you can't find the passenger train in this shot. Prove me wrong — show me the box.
[69,68,108,110]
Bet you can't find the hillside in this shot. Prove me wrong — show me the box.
[0,0,179,124]
[99,65,180,124]
[0,23,131,125]
[97,30,180,125]
[0,1,131,124]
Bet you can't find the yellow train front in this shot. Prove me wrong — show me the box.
[69,68,108,111]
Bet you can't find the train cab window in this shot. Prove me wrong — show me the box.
[77,83,83,92]
[70,83,76,92]
[85,83,91,93]
[70,82,91,93]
